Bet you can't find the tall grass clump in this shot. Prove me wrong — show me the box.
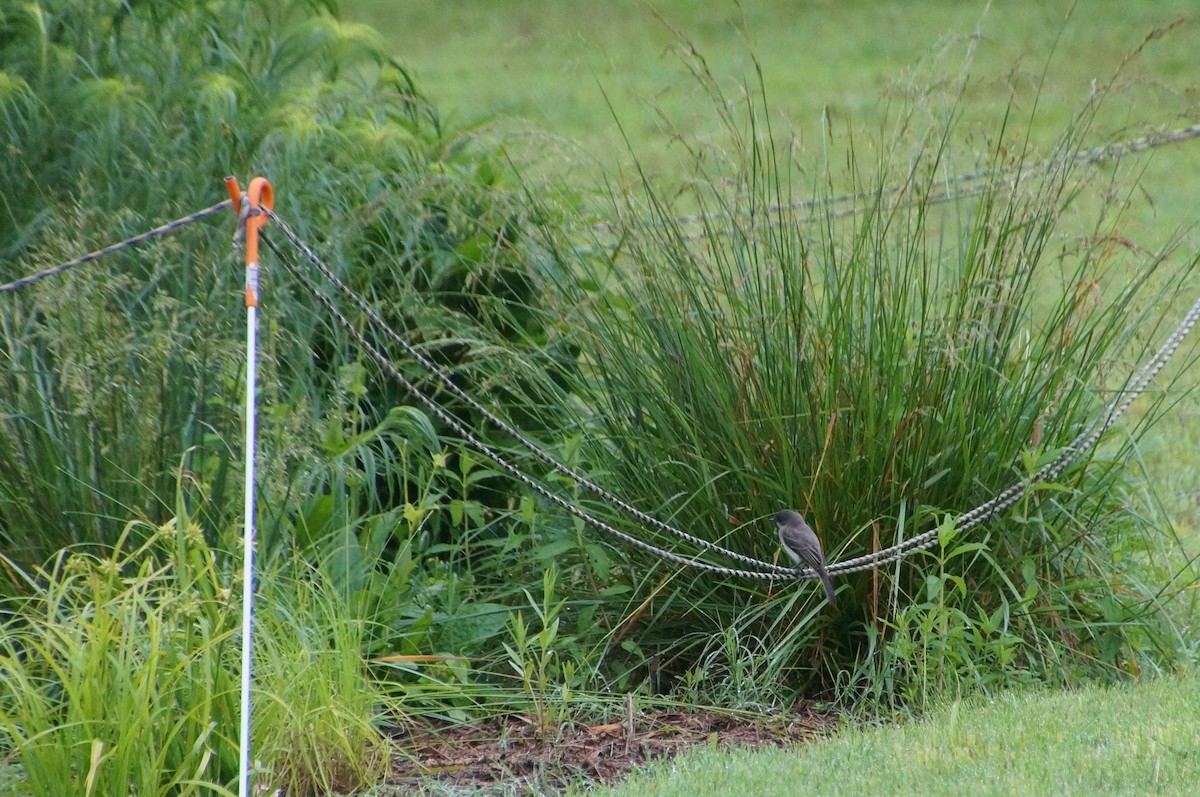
[543,40,1200,707]
[0,515,385,796]
[0,523,240,795]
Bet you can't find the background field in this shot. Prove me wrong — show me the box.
[346,0,1197,154]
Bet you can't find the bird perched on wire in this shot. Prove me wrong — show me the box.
[773,510,837,606]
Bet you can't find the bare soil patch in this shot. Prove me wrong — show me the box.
[382,703,837,794]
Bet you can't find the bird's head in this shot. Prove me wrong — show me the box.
[772,509,803,526]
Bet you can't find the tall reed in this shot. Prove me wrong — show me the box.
[540,47,1200,702]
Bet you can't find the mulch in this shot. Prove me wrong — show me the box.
[382,702,837,794]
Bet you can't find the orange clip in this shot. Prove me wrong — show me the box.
[224,175,243,210]
[223,176,274,308]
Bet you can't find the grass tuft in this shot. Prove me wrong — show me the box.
[0,515,386,796]
[533,26,1200,706]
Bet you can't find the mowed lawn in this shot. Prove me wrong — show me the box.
[583,670,1200,797]
[345,1,1194,155]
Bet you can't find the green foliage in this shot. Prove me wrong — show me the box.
[675,624,799,711]
[3,2,1199,774]
[0,0,582,599]
[0,515,386,796]
[842,519,1037,712]
[279,386,608,637]
[501,566,588,733]
[252,558,388,794]
[0,3,616,739]
[0,0,388,556]
[537,37,1200,705]
[0,522,240,796]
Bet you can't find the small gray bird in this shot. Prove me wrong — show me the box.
[773,509,837,606]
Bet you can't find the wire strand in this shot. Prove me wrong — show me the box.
[263,208,799,575]
[262,232,798,580]
[0,200,232,293]
[262,210,1200,581]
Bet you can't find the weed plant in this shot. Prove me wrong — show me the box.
[0,513,384,796]
[540,40,1200,707]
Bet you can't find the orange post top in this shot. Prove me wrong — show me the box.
[223,176,274,308]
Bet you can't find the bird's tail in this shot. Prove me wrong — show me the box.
[816,566,837,606]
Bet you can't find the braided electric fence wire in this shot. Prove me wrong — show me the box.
[679,125,1200,243]
[635,123,1200,233]
[829,288,1200,575]
[0,192,791,579]
[261,232,798,581]
[262,208,798,577]
[0,178,1188,582]
[619,124,1200,246]
[4,193,1190,578]
[264,209,1200,581]
[0,200,233,293]
[2,125,1192,295]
